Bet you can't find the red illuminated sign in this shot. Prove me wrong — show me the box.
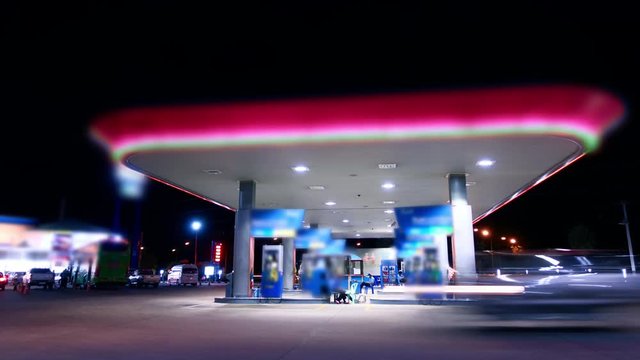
[214,243,222,262]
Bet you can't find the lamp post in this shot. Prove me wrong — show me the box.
[191,221,202,266]
[481,229,494,269]
[137,232,144,269]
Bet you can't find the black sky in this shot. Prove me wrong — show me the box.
[1,2,638,264]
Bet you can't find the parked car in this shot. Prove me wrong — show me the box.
[167,264,199,286]
[23,268,55,290]
[0,272,7,290]
[128,269,161,288]
[7,271,26,290]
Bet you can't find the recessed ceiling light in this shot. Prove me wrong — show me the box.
[382,200,396,204]
[325,201,336,206]
[355,233,361,237]
[466,182,476,187]
[292,165,310,173]
[381,182,395,189]
[384,209,394,214]
[476,159,495,168]
[307,185,325,190]
[342,219,349,223]
[203,169,222,175]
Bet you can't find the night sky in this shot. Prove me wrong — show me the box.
[1,3,638,266]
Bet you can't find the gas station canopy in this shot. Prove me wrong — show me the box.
[91,85,624,239]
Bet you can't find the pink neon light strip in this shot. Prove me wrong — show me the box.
[91,85,625,162]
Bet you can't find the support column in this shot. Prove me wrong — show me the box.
[232,180,256,297]
[448,174,477,282]
[283,238,295,290]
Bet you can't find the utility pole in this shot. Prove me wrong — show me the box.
[620,201,636,274]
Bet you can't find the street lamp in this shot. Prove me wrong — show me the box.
[191,220,202,265]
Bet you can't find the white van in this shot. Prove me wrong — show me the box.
[167,264,199,286]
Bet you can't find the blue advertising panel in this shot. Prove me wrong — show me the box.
[250,209,305,238]
[294,227,332,249]
[394,229,436,258]
[394,205,453,236]
[261,245,283,298]
[317,239,346,255]
[393,205,449,299]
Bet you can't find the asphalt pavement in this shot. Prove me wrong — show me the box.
[2,284,640,360]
